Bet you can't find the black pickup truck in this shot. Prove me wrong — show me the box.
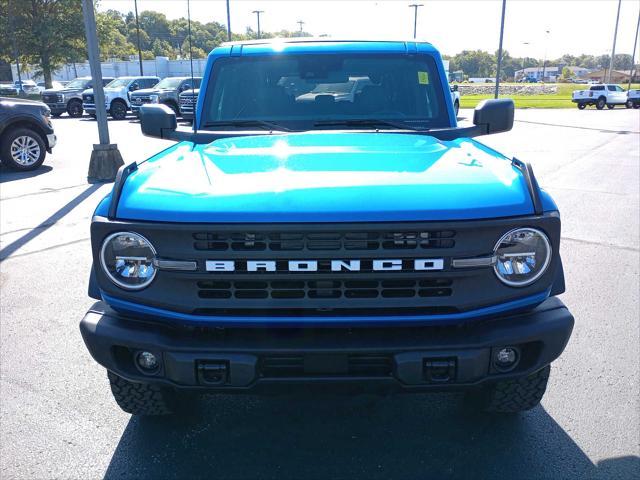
[42,77,114,118]
[0,97,56,170]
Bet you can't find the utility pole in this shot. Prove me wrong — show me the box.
[494,0,507,98]
[226,0,232,41]
[81,0,123,182]
[253,10,264,39]
[297,20,305,34]
[541,29,550,81]
[520,41,530,81]
[409,4,423,39]
[607,0,622,83]
[134,0,144,75]
[628,10,640,90]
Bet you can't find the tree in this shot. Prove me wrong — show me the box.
[561,66,573,80]
[7,0,85,87]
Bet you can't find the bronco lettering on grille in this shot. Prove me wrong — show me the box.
[205,259,444,272]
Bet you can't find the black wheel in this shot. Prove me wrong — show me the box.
[67,100,84,118]
[596,97,606,110]
[110,100,128,120]
[626,100,633,109]
[0,127,46,171]
[163,102,180,117]
[51,112,62,118]
[606,104,615,109]
[453,100,460,117]
[89,114,96,119]
[108,371,177,416]
[634,104,640,109]
[577,103,586,110]
[466,365,551,413]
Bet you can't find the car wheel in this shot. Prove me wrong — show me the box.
[0,127,46,171]
[89,114,97,119]
[634,103,640,109]
[606,104,615,109]
[108,371,177,416]
[596,97,606,110]
[51,112,62,118]
[466,365,551,413]
[626,100,633,109]
[577,103,586,110]
[110,100,128,120]
[67,100,84,118]
[454,100,460,117]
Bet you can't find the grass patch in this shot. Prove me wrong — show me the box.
[459,83,640,109]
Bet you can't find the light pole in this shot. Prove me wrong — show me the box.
[541,29,550,81]
[81,0,124,182]
[520,41,530,80]
[134,0,143,75]
[607,0,622,83]
[494,0,506,98]
[252,10,264,39]
[409,4,423,39]
[628,10,640,90]
[226,0,232,41]
[297,20,304,34]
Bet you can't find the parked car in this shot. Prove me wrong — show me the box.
[129,76,201,117]
[36,81,65,93]
[626,89,640,109]
[82,76,160,120]
[450,84,460,116]
[0,84,19,96]
[178,88,199,121]
[80,39,574,417]
[42,76,115,118]
[13,80,39,95]
[572,84,627,110]
[0,97,56,170]
[296,76,372,103]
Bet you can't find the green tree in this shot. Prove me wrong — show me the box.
[561,66,573,79]
[6,0,85,87]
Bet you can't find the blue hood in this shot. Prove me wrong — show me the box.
[110,132,537,223]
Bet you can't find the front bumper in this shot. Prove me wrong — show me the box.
[80,297,574,393]
[43,102,66,113]
[46,133,57,150]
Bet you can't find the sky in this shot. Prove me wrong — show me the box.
[99,0,640,60]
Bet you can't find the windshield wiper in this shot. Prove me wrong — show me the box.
[203,120,292,132]
[313,119,424,131]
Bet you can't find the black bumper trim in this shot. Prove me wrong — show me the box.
[80,297,573,392]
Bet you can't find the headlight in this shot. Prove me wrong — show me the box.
[100,232,157,290]
[493,228,551,287]
[58,94,64,102]
[149,94,159,103]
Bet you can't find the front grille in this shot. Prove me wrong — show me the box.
[260,354,393,377]
[198,278,452,300]
[193,230,455,252]
[180,95,197,105]
[43,94,60,103]
[131,95,151,105]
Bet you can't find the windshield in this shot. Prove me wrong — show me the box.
[105,78,133,88]
[201,54,448,130]
[155,77,184,89]
[65,78,90,89]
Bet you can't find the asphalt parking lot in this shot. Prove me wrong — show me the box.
[1,108,639,479]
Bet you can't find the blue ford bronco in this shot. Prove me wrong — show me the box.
[80,39,574,416]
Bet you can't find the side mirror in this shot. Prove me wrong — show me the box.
[129,83,139,91]
[181,83,192,92]
[452,85,458,92]
[473,98,514,135]
[140,104,177,139]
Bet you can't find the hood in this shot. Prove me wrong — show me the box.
[131,87,167,96]
[44,87,81,94]
[112,132,535,223]
[0,96,46,107]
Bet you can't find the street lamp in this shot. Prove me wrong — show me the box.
[297,20,305,34]
[408,4,423,39]
[252,10,264,39]
[541,29,550,81]
[521,41,530,80]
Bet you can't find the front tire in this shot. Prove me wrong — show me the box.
[577,102,586,110]
[467,365,551,413]
[108,371,176,416]
[626,100,633,109]
[67,99,84,118]
[0,127,46,171]
[607,104,615,109]
[453,100,460,117]
[110,100,128,120]
[596,97,606,110]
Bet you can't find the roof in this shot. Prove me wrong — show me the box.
[221,37,434,47]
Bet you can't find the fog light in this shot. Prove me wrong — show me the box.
[136,351,159,371]
[495,347,518,369]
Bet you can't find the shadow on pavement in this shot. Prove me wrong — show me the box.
[0,183,102,260]
[0,164,53,183]
[103,392,639,479]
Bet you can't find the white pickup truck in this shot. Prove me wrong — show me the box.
[450,85,460,116]
[626,89,640,109]
[572,84,628,110]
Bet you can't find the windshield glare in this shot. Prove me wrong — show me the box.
[105,78,133,88]
[65,78,89,89]
[155,77,184,89]
[202,54,447,130]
